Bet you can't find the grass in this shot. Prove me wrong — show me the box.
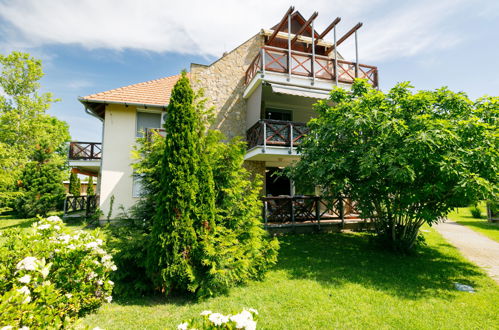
[76,229,498,329]
[2,216,497,329]
[447,203,499,243]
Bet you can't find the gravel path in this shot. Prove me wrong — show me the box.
[435,220,499,284]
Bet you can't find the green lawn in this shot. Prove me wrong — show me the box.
[77,229,498,329]
[2,217,498,329]
[447,204,499,243]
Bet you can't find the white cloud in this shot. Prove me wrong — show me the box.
[0,0,474,62]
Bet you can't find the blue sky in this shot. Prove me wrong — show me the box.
[0,0,497,142]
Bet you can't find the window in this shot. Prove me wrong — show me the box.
[132,173,144,198]
[265,108,292,121]
[136,111,162,137]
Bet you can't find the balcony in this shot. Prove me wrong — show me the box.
[69,142,102,160]
[247,119,309,150]
[245,46,378,88]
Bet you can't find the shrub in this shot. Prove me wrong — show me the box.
[178,309,259,330]
[470,206,482,218]
[103,225,153,297]
[69,172,80,196]
[290,80,498,251]
[87,176,95,196]
[0,216,115,328]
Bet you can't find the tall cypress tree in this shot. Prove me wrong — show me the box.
[146,72,216,294]
[69,172,80,196]
[86,176,95,196]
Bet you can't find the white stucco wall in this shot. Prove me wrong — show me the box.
[99,104,137,218]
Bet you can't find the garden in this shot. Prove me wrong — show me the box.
[1,53,498,329]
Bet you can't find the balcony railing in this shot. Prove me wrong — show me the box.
[262,195,360,228]
[64,195,99,216]
[69,142,102,160]
[246,119,309,150]
[245,46,378,87]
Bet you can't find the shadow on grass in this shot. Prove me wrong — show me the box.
[0,217,36,230]
[455,220,499,232]
[275,233,483,300]
[110,232,485,308]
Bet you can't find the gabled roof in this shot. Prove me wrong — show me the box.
[80,73,186,107]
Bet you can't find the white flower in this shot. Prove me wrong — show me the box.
[208,313,229,326]
[101,255,112,262]
[177,322,188,330]
[94,248,106,255]
[19,327,29,330]
[97,280,103,286]
[230,310,254,329]
[87,272,97,280]
[38,224,51,230]
[92,327,103,330]
[53,225,61,230]
[67,244,76,250]
[110,265,117,271]
[95,239,103,245]
[244,320,257,330]
[46,215,62,222]
[16,257,38,271]
[1,326,14,330]
[85,242,99,249]
[40,265,50,279]
[248,308,258,315]
[200,310,212,316]
[65,293,73,299]
[17,286,31,303]
[107,280,114,286]
[18,275,31,284]
[58,234,71,243]
[104,296,113,303]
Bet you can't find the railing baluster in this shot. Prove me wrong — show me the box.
[263,121,266,153]
[289,123,293,154]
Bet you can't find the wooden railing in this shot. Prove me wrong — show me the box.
[64,195,99,216]
[245,46,378,87]
[246,119,309,150]
[69,142,102,160]
[262,195,359,228]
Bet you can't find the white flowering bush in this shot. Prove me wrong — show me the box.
[0,216,115,328]
[178,309,259,330]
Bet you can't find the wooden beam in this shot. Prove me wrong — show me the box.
[267,6,295,45]
[316,17,341,44]
[291,12,318,45]
[326,22,363,54]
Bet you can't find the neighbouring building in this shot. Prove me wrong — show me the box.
[68,8,379,229]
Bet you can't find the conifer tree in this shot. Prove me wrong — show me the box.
[146,72,216,294]
[16,143,66,217]
[69,172,80,196]
[86,176,95,196]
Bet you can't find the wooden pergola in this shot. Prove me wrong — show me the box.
[260,7,368,86]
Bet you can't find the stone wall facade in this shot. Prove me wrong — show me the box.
[190,34,264,140]
[190,34,266,189]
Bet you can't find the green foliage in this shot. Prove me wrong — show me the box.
[0,216,115,328]
[69,172,80,196]
[87,176,95,196]
[469,205,482,219]
[103,225,153,297]
[0,52,70,192]
[144,73,278,298]
[15,144,66,217]
[290,80,498,251]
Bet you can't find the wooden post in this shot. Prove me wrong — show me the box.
[261,48,265,77]
[264,200,268,229]
[316,196,321,230]
[339,196,345,229]
[287,13,292,81]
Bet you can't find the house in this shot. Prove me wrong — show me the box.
[68,8,378,228]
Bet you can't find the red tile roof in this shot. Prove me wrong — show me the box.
[80,73,187,106]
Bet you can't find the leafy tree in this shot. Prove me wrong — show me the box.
[144,73,278,297]
[0,51,70,212]
[87,176,95,196]
[290,80,498,251]
[15,143,66,217]
[69,172,81,196]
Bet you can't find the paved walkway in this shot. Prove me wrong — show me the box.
[435,220,499,284]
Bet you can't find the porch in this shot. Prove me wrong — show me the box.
[262,195,370,233]
[68,141,101,176]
